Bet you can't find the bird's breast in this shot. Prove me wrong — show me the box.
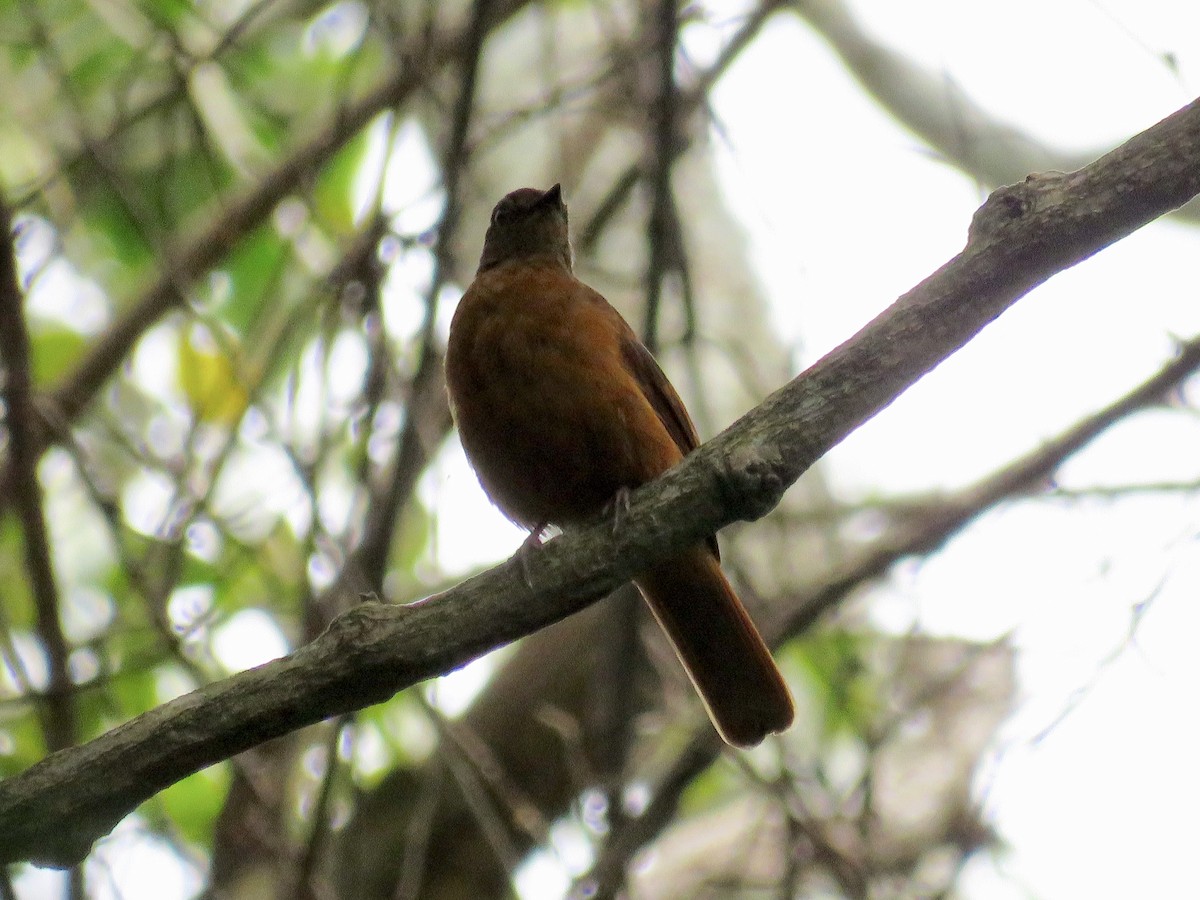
[446,266,678,528]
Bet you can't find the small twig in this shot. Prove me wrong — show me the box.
[575,730,723,900]
[416,698,525,894]
[289,716,352,900]
[577,0,786,255]
[418,694,551,846]
[588,585,644,832]
[797,0,1200,223]
[0,202,75,754]
[778,335,1200,641]
[0,0,537,515]
[1045,479,1200,499]
[353,0,492,595]
[11,0,295,209]
[641,0,682,352]
[416,0,491,367]
[393,763,445,900]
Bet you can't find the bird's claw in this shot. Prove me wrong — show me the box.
[516,524,548,589]
[605,487,632,536]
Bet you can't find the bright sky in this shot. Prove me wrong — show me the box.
[14,0,1200,897]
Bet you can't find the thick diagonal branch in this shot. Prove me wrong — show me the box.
[1,93,1199,868]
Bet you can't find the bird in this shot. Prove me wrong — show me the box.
[444,183,793,747]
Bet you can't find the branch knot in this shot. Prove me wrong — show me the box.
[716,441,786,522]
[968,171,1069,245]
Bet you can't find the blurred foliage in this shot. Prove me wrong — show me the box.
[0,0,409,860]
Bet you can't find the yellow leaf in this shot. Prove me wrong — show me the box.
[177,324,250,425]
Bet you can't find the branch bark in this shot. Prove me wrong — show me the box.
[2,93,1199,868]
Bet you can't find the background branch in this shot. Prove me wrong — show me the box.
[798,0,1200,222]
[0,202,75,755]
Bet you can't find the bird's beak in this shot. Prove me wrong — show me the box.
[542,183,563,207]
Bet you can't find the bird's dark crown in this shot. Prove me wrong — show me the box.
[477,184,572,273]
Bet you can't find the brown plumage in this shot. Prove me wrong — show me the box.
[445,184,793,747]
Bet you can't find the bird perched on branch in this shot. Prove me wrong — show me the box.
[445,183,793,747]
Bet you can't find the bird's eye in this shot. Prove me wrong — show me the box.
[491,204,510,226]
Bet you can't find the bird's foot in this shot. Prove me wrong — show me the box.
[604,487,632,535]
[516,524,548,589]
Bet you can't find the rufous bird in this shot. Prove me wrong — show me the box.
[445,184,793,746]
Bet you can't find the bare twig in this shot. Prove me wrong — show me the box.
[797,0,1200,222]
[394,764,445,900]
[0,203,75,754]
[577,0,787,254]
[0,0,536,508]
[353,0,493,595]
[288,717,351,900]
[778,334,1200,640]
[641,0,683,352]
[576,730,722,899]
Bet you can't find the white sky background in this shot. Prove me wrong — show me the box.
[13,0,1200,897]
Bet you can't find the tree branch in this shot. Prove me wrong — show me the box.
[2,93,1199,868]
[777,333,1200,640]
[352,0,492,594]
[0,202,75,753]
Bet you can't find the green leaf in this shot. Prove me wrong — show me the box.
[70,40,137,96]
[314,126,375,234]
[140,0,196,28]
[67,182,155,293]
[156,763,230,846]
[110,664,164,722]
[30,323,88,387]
[177,324,251,426]
[0,713,46,775]
[388,500,433,587]
[0,513,34,629]
[792,629,879,737]
[219,227,290,335]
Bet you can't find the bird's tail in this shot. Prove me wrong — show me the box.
[636,547,794,747]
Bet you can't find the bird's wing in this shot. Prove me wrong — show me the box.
[613,308,720,560]
[619,335,702,458]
